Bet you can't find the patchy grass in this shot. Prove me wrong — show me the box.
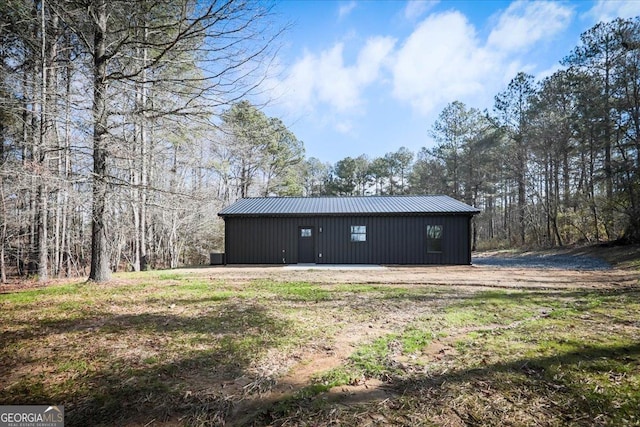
[255,287,640,427]
[248,280,332,301]
[1,268,639,427]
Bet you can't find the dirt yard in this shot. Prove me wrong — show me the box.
[154,255,640,425]
[180,262,637,289]
[1,247,639,426]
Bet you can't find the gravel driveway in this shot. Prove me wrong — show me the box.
[472,253,611,270]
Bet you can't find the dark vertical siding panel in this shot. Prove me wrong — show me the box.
[232,217,244,263]
[242,218,250,262]
[338,217,348,264]
[272,217,281,263]
[342,217,350,263]
[284,217,292,264]
[285,218,293,264]
[407,216,421,264]
[402,217,412,264]
[250,217,257,262]
[227,218,235,263]
[372,216,381,263]
[243,218,250,263]
[250,217,258,263]
[224,218,233,263]
[273,218,280,263]
[407,217,416,264]
[382,216,395,264]
[379,216,387,263]
[249,217,256,263]
[287,217,296,263]
[258,217,266,263]
[391,217,398,263]
[339,217,348,264]
[222,213,474,265]
[434,216,446,265]
[268,217,275,263]
[323,218,331,263]
[365,216,372,263]
[391,216,400,263]
[326,217,336,263]
[317,219,324,263]
[262,217,270,263]
[313,219,318,263]
[397,217,404,263]
[322,218,329,264]
[371,216,380,264]
[327,217,340,264]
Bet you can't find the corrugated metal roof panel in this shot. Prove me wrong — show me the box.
[218,195,480,216]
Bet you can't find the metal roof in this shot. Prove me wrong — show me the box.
[218,196,480,217]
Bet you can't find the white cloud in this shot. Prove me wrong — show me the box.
[335,119,354,134]
[274,36,396,117]
[487,1,574,52]
[392,11,497,115]
[315,44,359,110]
[588,0,640,23]
[403,0,439,21]
[338,1,357,20]
[391,2,576,116]
[355,36,397,83]
[272,0,579,130]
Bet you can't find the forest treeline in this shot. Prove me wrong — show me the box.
[1,3,638,281]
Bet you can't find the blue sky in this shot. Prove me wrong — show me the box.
[261,0,640,164]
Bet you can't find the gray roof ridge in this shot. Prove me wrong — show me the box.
[218,195,480,217]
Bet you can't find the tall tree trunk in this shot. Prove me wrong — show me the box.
[37,0,50,282]
[603,63,614,240]
[517,147,526,245]
[562,151,570,207]
[589,134,600,242]
[545,153,552,245]
[553,158,563,247]
[60,32,72,277]
[36,178,47,280]
[0,173,7,284]
[138,36,149,271]
[89,0,111,282]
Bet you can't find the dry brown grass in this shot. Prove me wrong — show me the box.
[1,247,639,426]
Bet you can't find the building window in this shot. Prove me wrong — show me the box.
[350,225,366,242]
[300,228,312,237]
[426,225,443,253]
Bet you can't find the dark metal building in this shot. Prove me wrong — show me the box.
[217,195,480,265]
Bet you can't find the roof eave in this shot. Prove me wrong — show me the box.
[218,211,480,218]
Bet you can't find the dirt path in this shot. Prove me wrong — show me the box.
[180,264,638,290]
[229,311,401,424]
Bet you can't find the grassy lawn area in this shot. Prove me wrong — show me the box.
[1,267,639,426]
